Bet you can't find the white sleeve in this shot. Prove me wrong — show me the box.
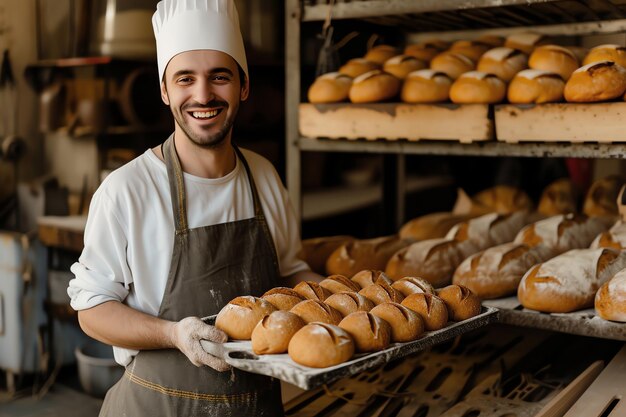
[67,189,132,310]
[275,183,311,277]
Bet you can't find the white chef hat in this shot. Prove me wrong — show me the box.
[152,0,248,83]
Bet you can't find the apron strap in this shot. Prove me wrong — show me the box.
[163,136,188,234]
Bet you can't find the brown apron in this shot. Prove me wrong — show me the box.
[99,136,284,416]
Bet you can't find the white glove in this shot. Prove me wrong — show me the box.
[171,316,231,372]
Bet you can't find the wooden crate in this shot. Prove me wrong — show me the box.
[299,103,493,143]
[495,103,626,143]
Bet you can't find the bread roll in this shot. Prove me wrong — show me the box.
[325,292,375,317]
[507,69,565,104]
[370,302,424,342]
[326,236,412,278]
[477,47,528,82]
[504,33,547,54]
[338,58,380,78]
[298,235,356,275]
[583,175,623,218]
[449,40,491,62]
[359,282,405,305]
[293,281,332,301]
[338,311,391,352]
[401,293,449,331]
[351,269,394,289]
[430,51,476,79]
[472,185,534,214]
[307,72,353,104]
[399,212,474,240]
[400,69,452,103]
[365,45,401,64]
[564,61,626,103]
[450,71,506,104]
[251,311,305,354]
[477,35,504,47]
[392,276,436,297]
[288,323,354,368]
[289,299,342,325]
[595,268,626,322]
[215,296,277,340]
[319,274,361,294]
[262,287,305,311]
[582,44,626,68]
[537,178,577,216]
[436,284,482,321]
[518,248,626,313]
[383,55,427,79]
[349,70,401,103]
[528,45,579,80]
[591,220,626,250]
[404,42,446,62]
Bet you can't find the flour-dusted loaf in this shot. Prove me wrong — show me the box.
[449,71,506,104]
[289,299,343,325]
[449,40,491,61]
[518,248,626,313]
[477,47,528,82]
[595,268,626,322]
[364,45,401,64]
[215,296,277,340]
[358,282,405,305]
[436,284,482,321]
[298,235,356,275]
[507,69,565,104]
[400,69,453,103]
[528,44,579,80]
[504,33,548,55]
[369,302,424,342]
[399,212,474,241]
[582,44,626,68]
[391,276,436,297]
[307,72,353,103]
[288,323,354,368]
[338,311,391,352]
[453,242,552,299]
[251,311,305,354]
[349,70,401,103]
[591,220,626,250]
[404,41,447,62]
[351,269,394,289]
[338,58,380,78]
[401,293,449,331]
[430,51,476,79]
[324,292,375,317]
[293,281,332,302]
[564,61,626,103]
[537,178,577,216]
[262,287,305,311]
[383,55,427,79]
[319,274,361,294]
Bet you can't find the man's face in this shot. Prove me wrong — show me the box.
[161,50,248,149]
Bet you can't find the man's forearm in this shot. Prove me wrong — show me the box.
[77,300,176,351]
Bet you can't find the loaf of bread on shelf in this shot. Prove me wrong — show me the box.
[298,235,356,275]
[430,51,476,79]
[595,267,626,322]
[453,241,553,299]
[504,33,548,54]
[289,299,343,324]
[293,280,332,301]
[215,296,277,340]
[450,71,506,104]
[358,281,405,305]
[518,248,626,313]
[307,72,353,103]
[326,235,412,278]
[288,322,354,368]
[537,178,577,216]
[400,69,453,103]
[591,220,626,250]
[364,45,401,64]
[404,41,447,62]
[351,269,394,289]
[449,40,491,62]
[436,284,482,321]
[583,175,623,218]
[470,185,535,215]
[582,44,626,68]
[251,311,305,354]
[369,302,424,342]
[324,292,375,317]
[262,287,305,311]
[401,293,449,331]
[349,70,401,103]
[399,211,475,241]
[477,35,505,47]
[477,47,528,82]
[383,55,427,79]
[338,58,380,78]
[528,45,579,80]
[319,274,361,294]
[391,276,436,297]
[338,311,391,352]
[564,61,626,103]
[507,69,565,104]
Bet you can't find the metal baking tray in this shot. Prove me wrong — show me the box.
[483,297,626,341]
[201,306,498,390]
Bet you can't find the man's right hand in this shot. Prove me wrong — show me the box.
[171,316,231,372]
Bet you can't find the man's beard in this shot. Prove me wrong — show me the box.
[172,99,239,149]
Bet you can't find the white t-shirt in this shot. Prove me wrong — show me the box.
[68,147,309,365]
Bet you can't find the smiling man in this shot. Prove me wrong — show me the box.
[67,1,319,416]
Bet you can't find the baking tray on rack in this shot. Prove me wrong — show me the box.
[201,306,498,390]
[483,297,626,341]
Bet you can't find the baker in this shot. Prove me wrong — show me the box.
[67,0,320,415]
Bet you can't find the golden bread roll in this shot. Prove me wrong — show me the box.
[564,61,626,103]
[507,69,565,104]
[477,35,504,47]
[399,212,474,240]
[400,69,452,103]
[288,323,354,368]
[392,276,436,297]
[595,268,626,322]
[565,46,589,64]
[349,70,401,103]
[528,45,579,80]
[430,51,475,79]
[436,284,482,321]
[215,296,277,340]
[472,185,534,215]
[518,248,626,313]
[504,33,547,54]
[338,58,380,78]
[338,311,391,352]
[289,299,342,324]
[477,47,528,81]
[583,175,623,218]
[325,292,375,317]
[319,274,361,294]
[449,40,491,61]
[401,293,449,331]
[383,55,427,79]
[537,178,576,216]
[307,72,353,103]
[364,45,401,64]
[262,287,305,311]
[369,302,424,342]
[326,236,411,278]
[351,269,394,289]
[582,44,626,68]
[591,220,626,250]
[298,235,356,275]
[404,41,446,62]
[251,311,305,354]
[293,281,332,301]
[449,71,506,104]
[359,282,405,305]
